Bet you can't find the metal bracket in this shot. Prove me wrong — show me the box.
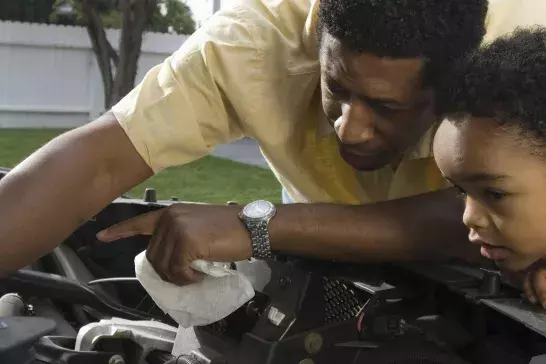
[75,318,178,364]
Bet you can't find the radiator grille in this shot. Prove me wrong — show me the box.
[323,276,365,325]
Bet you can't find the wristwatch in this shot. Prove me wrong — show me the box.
[239,200,277,260]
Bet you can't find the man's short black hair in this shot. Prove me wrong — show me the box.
[317,0,488,84]
[438,27,546,146]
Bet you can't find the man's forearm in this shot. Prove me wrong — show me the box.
[269,188,481,263]
[0,114,152,276]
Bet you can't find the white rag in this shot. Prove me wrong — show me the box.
[134,251,269,328]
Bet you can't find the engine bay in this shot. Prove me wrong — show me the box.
[1,191,546,364]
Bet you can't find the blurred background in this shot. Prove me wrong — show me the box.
[0,0,279,204]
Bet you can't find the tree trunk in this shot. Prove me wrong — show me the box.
[82,0,153,110]
[82,0,117,109]
[111,0,154,106]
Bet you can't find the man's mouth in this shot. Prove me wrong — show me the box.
[340,145,384,159]
[337,142,393,171]
[339,148,387,170]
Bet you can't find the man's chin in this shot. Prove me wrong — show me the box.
[340,152,391,171]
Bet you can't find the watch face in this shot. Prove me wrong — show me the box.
[244,200,274,220]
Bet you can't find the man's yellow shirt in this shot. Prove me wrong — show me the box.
[112,0,543,204]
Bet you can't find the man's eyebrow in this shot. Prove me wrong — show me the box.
[324,74,409,106]
[363,95,409,107]
[452,172,509,183]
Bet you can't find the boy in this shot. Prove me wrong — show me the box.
[434,27,546,306]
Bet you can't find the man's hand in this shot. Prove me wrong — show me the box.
[97,204,253,285]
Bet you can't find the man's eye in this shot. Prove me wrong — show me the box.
[455,186,467,199]
[379,102,411,111]
[483,188,507,201]
[326,82,348,98]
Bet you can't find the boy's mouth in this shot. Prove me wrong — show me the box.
[479,243,511,261]
[469,231,511,261]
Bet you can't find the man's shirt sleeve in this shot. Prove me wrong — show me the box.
[111,7,262,173]
[484,0,546,43]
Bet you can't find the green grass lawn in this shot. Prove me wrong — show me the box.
[0,129,281,203]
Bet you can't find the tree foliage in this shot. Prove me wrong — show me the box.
[0,0,195,35]
[54,0,194,109]
[50,0,195,34]
[0,0,56,23]
[149,0,195,35]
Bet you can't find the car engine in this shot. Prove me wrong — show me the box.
[0,185,546,364]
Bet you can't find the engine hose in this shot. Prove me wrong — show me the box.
[0,293,26,317]
[162,355,201,364]
[1,270,156,321]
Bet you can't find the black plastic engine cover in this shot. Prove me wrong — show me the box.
[0,316,56,364]
[33,336,118,364]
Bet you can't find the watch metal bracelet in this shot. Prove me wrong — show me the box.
[249,220,274,260]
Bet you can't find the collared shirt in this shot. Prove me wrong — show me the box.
[483,0,546,44]
[112,0,541,204]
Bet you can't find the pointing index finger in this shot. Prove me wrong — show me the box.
[96,208,165,242]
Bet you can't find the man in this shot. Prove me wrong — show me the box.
[0,0,493,281]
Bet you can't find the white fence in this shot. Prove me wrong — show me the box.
[0,21,187,128]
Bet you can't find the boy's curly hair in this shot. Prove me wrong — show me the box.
[438,28,546,142]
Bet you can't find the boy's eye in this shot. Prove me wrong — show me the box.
[483,188,507,201]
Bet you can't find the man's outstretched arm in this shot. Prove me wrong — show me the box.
[98,187,482,285]
[0,13,276,276]
[270,188,479,263]
[0,112,153,275]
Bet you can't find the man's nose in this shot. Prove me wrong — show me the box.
[334,100,375,144]
[462,196,489,231]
